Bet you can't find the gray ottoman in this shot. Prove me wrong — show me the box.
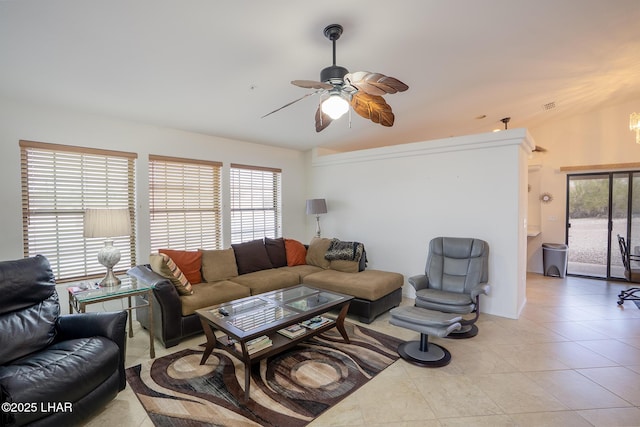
[390,306,461,367]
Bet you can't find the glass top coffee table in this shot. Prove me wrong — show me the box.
[196,285,353,401]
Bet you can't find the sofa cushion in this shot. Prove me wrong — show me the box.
[304,269,404,301]
[0,337,119,425]
[232,239,274,275]
[329,259,360,273]
[180,280,251,316]
[149,253,193,296]
[159,249,202,284]
[229,269,300,295]
[265,237,287,268]
[284,238,307,266]
[200,248,238,282]
[305,237,332,269]
[278,264,323,279]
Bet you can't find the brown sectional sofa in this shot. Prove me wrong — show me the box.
[128,237,404,348]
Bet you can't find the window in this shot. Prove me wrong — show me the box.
[149,155,222,251]
[230,164,282,244]
[20,140,136,282]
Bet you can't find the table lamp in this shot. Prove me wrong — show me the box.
[306,199,327,237]
[84,208,131,287]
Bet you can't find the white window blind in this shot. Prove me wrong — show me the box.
[149,155,222,251]
[230,163,282,244]
[20,140,137,282]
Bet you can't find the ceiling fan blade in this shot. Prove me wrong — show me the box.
[315,105,333,132]
[345,71,409,96]
[292,80,333,90]
[261,91,321,119]
[350,91,395,127]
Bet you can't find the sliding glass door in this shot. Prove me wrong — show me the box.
[627,173,640,274]
[567,174,610,277]
[610,173,630,279]
[566,171,639,279]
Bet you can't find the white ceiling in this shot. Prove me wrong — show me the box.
[2,0,640,153]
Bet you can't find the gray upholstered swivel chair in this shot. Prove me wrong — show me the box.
[389,237,489,367]
[409,237,489,338]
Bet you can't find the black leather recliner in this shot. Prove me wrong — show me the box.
[0,255,128,426]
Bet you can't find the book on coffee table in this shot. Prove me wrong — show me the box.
[299,316,333,330]
[235,335,272,354]
[277,324,306,339]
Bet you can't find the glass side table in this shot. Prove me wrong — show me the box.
[67,276,155,358]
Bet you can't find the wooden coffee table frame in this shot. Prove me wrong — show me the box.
[196,285,353,401]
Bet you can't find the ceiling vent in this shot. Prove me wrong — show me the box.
[542,101,556,111]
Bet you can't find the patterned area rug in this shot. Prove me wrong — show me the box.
[126,323,403,426]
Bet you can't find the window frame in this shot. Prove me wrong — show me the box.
[148,154,223,251]
[229,163,282,244]
[20,140,137,282]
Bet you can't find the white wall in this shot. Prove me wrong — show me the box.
[526,98,640,273]
[308,129,535,319]
[0,97,309,262]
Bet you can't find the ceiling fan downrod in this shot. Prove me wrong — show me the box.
[320,24,348,84]
[324,24,342,66]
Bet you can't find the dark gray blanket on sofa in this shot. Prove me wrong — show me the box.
[325,239,365,262]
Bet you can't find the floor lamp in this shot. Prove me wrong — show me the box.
[306,199,327,238]
[84,208,132,287]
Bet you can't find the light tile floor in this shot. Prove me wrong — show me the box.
[77,273,640,426]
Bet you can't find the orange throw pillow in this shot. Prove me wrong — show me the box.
[284,239,307,266]
[159,249,202,284]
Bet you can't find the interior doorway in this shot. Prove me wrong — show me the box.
[566,171,639,279]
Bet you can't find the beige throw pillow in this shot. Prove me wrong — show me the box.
[149,253,193,295]
[200,248,239,282]
[305,237,332,269]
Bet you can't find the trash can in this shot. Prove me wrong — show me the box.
[542,243,568,278]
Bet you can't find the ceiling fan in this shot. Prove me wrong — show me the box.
[262,24,409,132]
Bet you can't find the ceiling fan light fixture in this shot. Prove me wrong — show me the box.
[321,94,349,119]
